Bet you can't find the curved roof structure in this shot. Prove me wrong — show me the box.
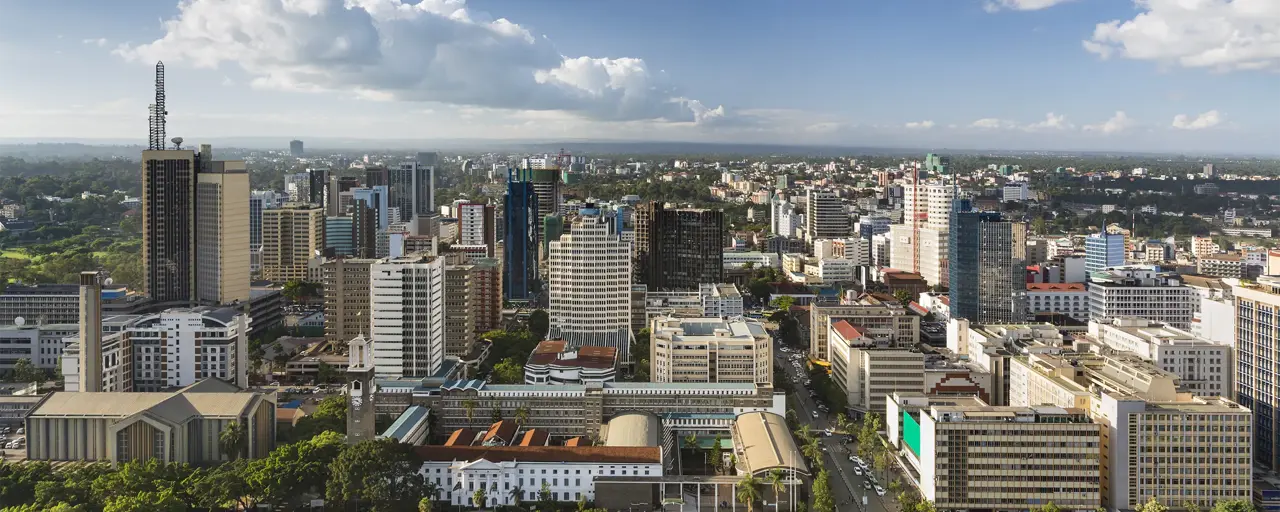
[602,411,661,447]
[732,411,809,477]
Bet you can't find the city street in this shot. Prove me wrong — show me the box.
[773,347,895,512]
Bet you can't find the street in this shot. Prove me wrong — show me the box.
[774,347,894,512]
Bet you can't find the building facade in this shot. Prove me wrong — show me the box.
[808,296,921,361]
[194,162,250,305]
[650,316,771,385]
[371,254,446,378]
[548,212,633,361]
[804,191,849,243]
[1026,283,1090,322]
[1085,232,1126,275]
[1235,276,1280,471]
[634,202,724,291]
[948,208,1027,324]
[1088,267,1197,329]
[503,171,539,302]
[261,204,325,283]
[322,258,375,344]
[1089,317,1232,397]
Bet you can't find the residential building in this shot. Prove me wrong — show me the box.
[194,162,250,305]
[26,380,276,464]
[633,202,724,290]
[805,190,848,243]
[1089,317,1232,397]
[1190,236,1220,259]
[1198,253,1245,278]
[503,169,539,302]
[650,316,771,385]
[1234,276,1280,471]
[1085,232,1127,275]
[130,307,249,390]
[322,258,375,344]
[948,207,1027,324]
[1026,283,1090,321]
[371,254,446,378]
[808,295,920,361]
[261,204,325,283]
[1088,266,1197,328]
[548,212,633,361]
[523,340,617,385]
[456,202,495,257]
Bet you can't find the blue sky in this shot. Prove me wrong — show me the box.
[0,0,1277,153]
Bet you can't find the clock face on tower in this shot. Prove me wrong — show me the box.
[351,396,362,408]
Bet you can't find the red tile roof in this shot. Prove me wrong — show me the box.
[415,446,661,464]
[573,346,618,369]
[518,429,550,447]
[483,421,519,445]
[831,320,864,342]
[1025,283,1087,292]
[445,428,479,447]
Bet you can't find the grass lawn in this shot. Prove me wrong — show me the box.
[0,249,30,260]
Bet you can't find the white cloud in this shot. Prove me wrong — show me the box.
[114,0,725,124]
[1084,0,1280,71]
[983,0,1074,12]
[1084,111,1135,134]
[904,120,935,129]
[81,38,108,47]
[1025,112,1073,131]
[1172,110,1224,130]
[970,118,1017,129]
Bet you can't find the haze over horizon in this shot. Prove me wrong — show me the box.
[1,0,1277,154]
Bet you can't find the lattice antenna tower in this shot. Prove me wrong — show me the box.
[148,61,167,150]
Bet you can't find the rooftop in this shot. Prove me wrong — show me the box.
[29,379,260,424]
[1026,283,1087,292]
[415,445,661,464]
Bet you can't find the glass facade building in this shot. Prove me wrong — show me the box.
[948,202,1027,324]
[503,169,539,302]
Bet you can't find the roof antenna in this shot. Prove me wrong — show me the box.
[147,61,167,150]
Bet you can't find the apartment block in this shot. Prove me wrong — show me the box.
[1197,253,1246,279]
[804,190,849,243]
[261,203,325,283]
[650,316,771,385]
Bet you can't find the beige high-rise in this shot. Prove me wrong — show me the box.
[261,204,324,283]
[322,258,375,344]
[444,262,478,358]
[650,316,772,385]
[195,161,250,304]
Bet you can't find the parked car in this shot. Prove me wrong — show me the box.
[875,485,885,496]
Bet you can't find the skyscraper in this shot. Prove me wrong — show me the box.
[503,170,539,302]
[548,210,633,360]
[261,204,324,283]
[289,140,304,157]
[194,156,250,305]
[307,167,328,208]
[142,148,198,305]
[323,258,375,344]
[805,190,849,243]
[249,190,279,251]
[456,202,495,257]
[634,201,724,290]
[1085,232,1126,275]
[948,203,1027,324]
[516,163,562,226]
[1233,276,1280,471]
[371,254,445,378]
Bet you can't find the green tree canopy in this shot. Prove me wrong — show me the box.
[326,438,428,510]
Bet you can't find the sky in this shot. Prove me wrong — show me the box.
[0,0,1277,154]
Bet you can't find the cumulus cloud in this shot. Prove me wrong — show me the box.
[1172,110,1224,130]
[970,118,1017,129]
[1084,111,1135,134]
[82,38,108,47]
[983,0,1074,12]
[114,0,724,123]
[1084,0,1280,71]
[904,120,935,129]
[1025,112,1073,131]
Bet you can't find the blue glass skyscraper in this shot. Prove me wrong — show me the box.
[1085,232,1126,275]
[504,169,539,302]
[948,200,1027,324]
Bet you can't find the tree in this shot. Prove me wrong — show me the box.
[218,421,245,460]
[507,486,523,508]
[811,469,835,512]
[785,409,801,432]
[326,438,429,510]
[858,413,883,459]
[766,469,786,505]
[419,496,434,512]
[246,431,344,507]
[538,481,554,506]
[490,405,503,424]
[683,434,699,452]
[281,280,321,304]
[747,280,773,303]
[514,406,531,427]
[185,459,254,512]
[1212,501,1257,512]
[1032,503,1062,512]
[710,433,725,473]
[873,450,890,482]
[801,436,823,466]
[1136,498,1168,512]
[770,295,795,312]
[833,413,850,434]
[491,358,524,384]
[892,289,912,306]
[1181,504,1199,512]
[472,487,487,509]
[528,309,550,340]
[315,362,338,384]
[102,490,184,512]
[736,474,760,512]
[9,359,44,387]
[463,399,478,426]
[895,491,919,512]
[289,395,346,440]
[914,499,937,512]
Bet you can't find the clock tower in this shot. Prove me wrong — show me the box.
[346,335,377,444]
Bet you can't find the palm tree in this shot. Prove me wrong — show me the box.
[218,421,245,460]
[418,496,433,512]
[514,406,531,427]
[473,487,487,509]
[833,412,850,434]
[419,482,440,512]
[684,433,699,451]
[463,398,478,426]
[766,468,786,506]
[508,486,523,508]
[490,405,503,424]
[736,474,761,512]
[801,436,822,465]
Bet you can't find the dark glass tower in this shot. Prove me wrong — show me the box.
[634,201,724,290]
[948,200,1027,323]
[503,169,539,302]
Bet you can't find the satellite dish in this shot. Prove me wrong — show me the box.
[13,317,24,327]
[103,277,114,286]
[171,137,184,150]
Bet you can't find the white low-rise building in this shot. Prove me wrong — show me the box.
[523,340,617,385]
[1088,317,1231,397]
[722,251,780,270]
[1088,266,1197,329]
[1026,283,1090,321]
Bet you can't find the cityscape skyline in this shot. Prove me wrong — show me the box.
[0,0,1277,153]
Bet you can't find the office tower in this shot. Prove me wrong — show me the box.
[1234,276,1280,471]
[326,176,361,216]
[78,272,104,393]
[364,166,388,188]
[650,316,772,385]
[322,258,375,344]
[633,202,723,291]
[385,162,434,222]
[141,148,198,305]
[548,211,632,360]
[770,197,793,235]
[470,258,502,337]
[948,206,1027,324]
[307,168,328,208]
[807,296,921,361]
[351,186,389,230]
[804,190,848,243]
[324,216,354,257]
[261,204,325,283]
[289,139,304,157]
[1203,163,1215,178]
[371,254,445,378]
[195,158,250,305]
[284,172,310,203]
[516,164,562,226]
[503,170,539,302]
[1088,266,1196,328]
[924,153,950,173]
[444,262,478,358]
[1085,232,1126,275]
[456,202,495,257]
[248,190,279,251]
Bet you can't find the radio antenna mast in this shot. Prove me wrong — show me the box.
[147,61,167,150]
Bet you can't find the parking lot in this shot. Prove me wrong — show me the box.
[0,425,27,460]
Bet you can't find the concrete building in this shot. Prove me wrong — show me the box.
[640,284,745,332]
[1087,266,1197,328]
[1197,253,1245,278]
[194,162,250,305]
[1190,236,1220,259]
[1089,317,1231,397]
[650,316,771,386]
[808,294,920,361]
[444,260,494,359]
[142,149,199,306]
[805,190,849,243]
[948,208,1027,324]
[25,379,276,465]
[456,202,495,257]
[0,324,78,371]
[1234,275,1280,471]
[261,203,325,283]
[548,212,633,361]
[888,224,949,287]
[524,340,617,385]
[1002,182,1030,202]
[634,202,724,290]
[1026,283,1090,321]
[722,251,780,270]
[826,322,923,416]
[371,254,446,378]
[322,258,375,344]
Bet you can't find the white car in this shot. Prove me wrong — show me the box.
[853,467,863,476]
[811,411,819,418]
[875,485,886,496]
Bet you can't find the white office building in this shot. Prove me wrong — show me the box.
[1002,182,1030,202]
[1087,266,1197,329]
[372,254,446,378]
[1088,317,1232,397]
[0,324,78,371]
[549,213,633,361]
[889,224,949,286]
[650,316,772,385]
[723,252,780,270]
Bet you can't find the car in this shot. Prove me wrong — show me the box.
[853,467,863,476]
[875,485,885,496]
[811,411,819,418]
[820,446,827,452]
[863,481,872,490]
[848,455,856,462]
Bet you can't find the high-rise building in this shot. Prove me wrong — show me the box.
[470,258,502,338]
[515,164,562,226]
[923,153,951,173]
[503,170,539,302]
[142,149,199,306]
[634,202,724,291]
[1203,163,1216,178]
[306,167,328,209]
[289,140,304,157]
[1088,266,1196,328]
[248,190,279,251]
[1085,232,1126,275]
[649,316,772,385]
[261,204,325,283]
[948,206,1027,324]
[804,190,848,243]
[444,262,479,359]
[194,160,250,305]
[322,258,375,344]
[326,176,361,216]
[1234,275,1280,471]
[371,254,445,378]
[548,211,632,360]
[284,172,310,203]
[324,216,354,257]
[456,202,495,257]
[386,160,435,222]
